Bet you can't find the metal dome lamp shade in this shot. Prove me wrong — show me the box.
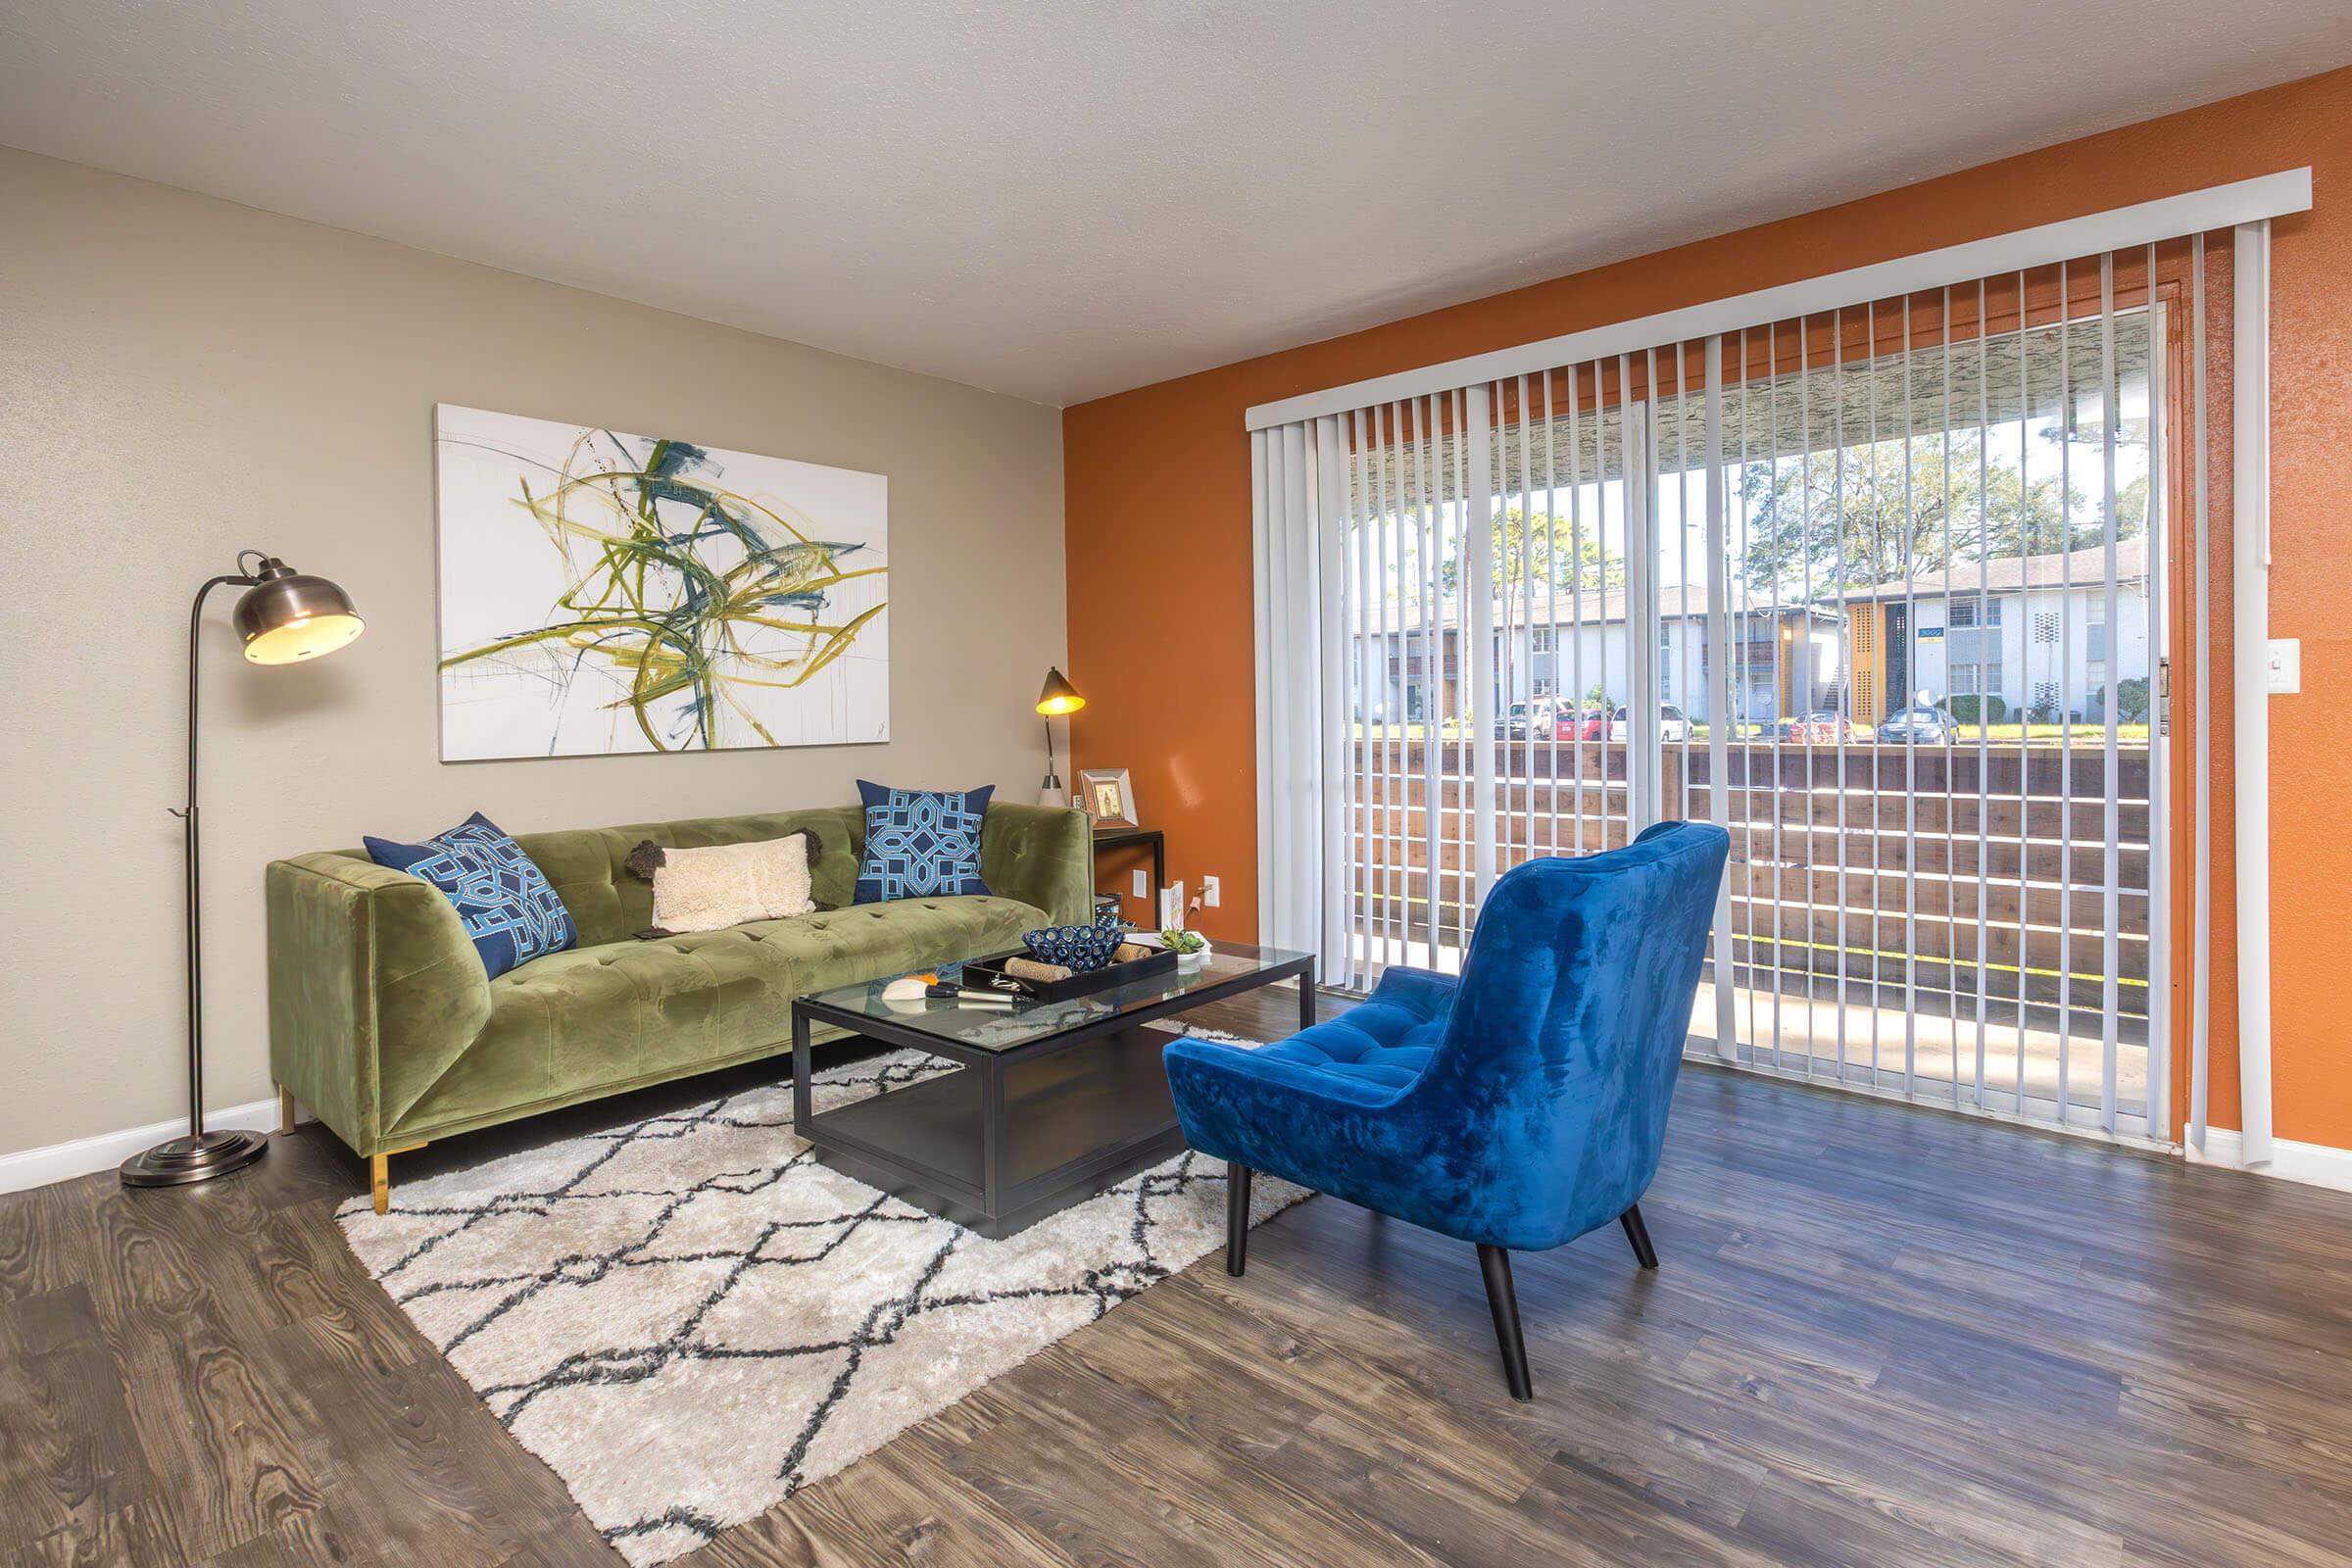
[234,558,365,664]
[121,552,365,1190]
[1036,666,1085,807]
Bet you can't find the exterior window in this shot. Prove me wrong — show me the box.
[1951,595,2003,629]
[1531,626,1556,654]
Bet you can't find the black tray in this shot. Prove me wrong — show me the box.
[960,944,1178,1002]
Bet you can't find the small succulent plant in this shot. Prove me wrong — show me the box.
[1160,927,1207,955]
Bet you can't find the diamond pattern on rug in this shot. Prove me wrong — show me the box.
[335,1030,1301,1565]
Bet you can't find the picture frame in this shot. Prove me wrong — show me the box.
[432,404,888,759]
[1077,767,1138,829]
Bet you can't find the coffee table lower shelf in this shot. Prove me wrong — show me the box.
[799,1022,1187,1240]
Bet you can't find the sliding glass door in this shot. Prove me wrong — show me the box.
[1265,227,2244,1146]
[1666,273,2171,1137]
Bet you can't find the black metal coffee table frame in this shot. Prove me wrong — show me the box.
[792,948,1314,1240]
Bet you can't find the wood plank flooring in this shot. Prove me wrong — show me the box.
[6,987,2351,1566]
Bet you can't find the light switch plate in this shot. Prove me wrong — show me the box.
[1132,868,1148,898]
[2268,637,2301,695]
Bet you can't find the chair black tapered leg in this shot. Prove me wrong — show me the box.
[1619,1203,1659,1270]
[1476,1244,1534,1401]
[1225,1164,1252,1276]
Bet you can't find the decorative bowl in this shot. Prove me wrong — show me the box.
[1021,919,1125,973]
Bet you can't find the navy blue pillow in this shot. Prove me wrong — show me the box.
[854,782,994,903]
[364,811,576,979]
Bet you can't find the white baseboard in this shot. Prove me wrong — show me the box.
[18,1098,2342,1199]
[2186,1128,2352,1194]
[0,1097,290,1196]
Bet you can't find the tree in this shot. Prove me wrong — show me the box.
[1731,431,2138,593]
[1435,508,1626,596]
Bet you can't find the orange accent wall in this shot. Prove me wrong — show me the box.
[1064,66,2352,1147]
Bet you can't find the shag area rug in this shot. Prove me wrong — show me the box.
[335,1031,1300,1565]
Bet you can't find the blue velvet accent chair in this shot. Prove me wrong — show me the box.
[1164,820,1731,1399]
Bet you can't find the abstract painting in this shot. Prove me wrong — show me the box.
[434,405,888,760]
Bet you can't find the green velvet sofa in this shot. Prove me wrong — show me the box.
[267,801,1092,1211]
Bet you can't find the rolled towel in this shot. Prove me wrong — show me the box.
[1004,956,1072,984]
[1112,942,1155,963]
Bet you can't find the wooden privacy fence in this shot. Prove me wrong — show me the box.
[1348,739,2152,1036]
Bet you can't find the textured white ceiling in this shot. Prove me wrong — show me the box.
[3,1,2346,406]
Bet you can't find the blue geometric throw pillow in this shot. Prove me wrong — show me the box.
[364,811,576,980]
[854,782,994,904]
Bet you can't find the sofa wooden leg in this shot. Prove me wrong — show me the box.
[368,1142,426,1216]
[1477,1244,1534,1401]
[1619,1203,1659,1270]
[1225,1164,1252,1276]
[277,1085,297,1136]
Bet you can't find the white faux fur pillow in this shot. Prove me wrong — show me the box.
[624,832,818,935]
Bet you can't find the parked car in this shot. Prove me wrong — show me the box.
[1552,706,1607,741]
[1877,706,1959,745]
[1555,703,1692,743]
[1795,710,1870,744]
[1498,700,1558,739]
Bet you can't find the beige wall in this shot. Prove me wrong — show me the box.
[0,146,1067,1160]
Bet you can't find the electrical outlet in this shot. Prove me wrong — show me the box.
[1132,868,1148,899]
[1201,874,1221,908]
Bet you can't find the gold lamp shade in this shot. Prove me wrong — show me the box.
[233,558,365,664]
[1036,666,1085,716]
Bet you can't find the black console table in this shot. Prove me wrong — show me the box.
[1091,825,1165,913]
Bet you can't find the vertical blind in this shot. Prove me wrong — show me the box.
[1251,174,2303,1147]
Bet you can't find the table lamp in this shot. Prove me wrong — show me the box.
[1036,666,1085,808]
[121,552,365,1189]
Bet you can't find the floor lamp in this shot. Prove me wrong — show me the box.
[121,552,365,1189]
[1037,667,1085,807]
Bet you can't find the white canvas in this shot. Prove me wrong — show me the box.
[434,405,888,760]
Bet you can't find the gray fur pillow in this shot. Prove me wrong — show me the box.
[624,830,820,936]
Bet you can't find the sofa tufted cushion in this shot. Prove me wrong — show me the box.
[505,807,867,950]
[388,892,1046,1136]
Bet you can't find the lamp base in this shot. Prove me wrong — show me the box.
[120,1128,269,1189]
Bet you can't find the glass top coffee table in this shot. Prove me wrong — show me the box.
[791,944,1314,1239]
